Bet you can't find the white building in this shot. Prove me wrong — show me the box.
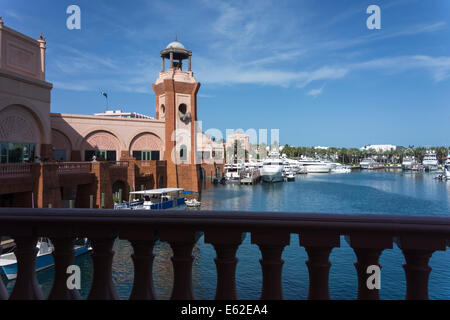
[360,144,397,152]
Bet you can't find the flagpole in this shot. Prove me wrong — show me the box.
[106,95,109,111]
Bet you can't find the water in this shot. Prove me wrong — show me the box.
[4,170,450,299]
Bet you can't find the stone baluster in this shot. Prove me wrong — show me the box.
[345,233,392,300]
[251,232,290,300]
[0,274,7,300]
[300,232,340,300]
[205,231,246,300]
[10,236,43,300]
[87,232,119,300]
[120,228,158,300]
[160,229,202,300]
[48,236,82,300]
[0,235,8,300]
[395,235,447,300]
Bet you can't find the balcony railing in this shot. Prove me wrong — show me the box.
[108,161,129,169]
[0,208,448,300]
[57,162,92,174]
[0,163,32,177]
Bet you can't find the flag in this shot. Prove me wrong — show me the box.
[101,91,108,98]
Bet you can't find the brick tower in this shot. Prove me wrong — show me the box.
[152,35,201,191]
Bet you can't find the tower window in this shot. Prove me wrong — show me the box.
[160,104,165,116]
[178,104,187,115]
[180,145,187,160]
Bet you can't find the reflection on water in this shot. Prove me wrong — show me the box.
[2,171,449,299]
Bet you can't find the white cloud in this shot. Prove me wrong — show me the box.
[307,85,326,98]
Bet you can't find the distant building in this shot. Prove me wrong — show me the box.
[226,132,250,163]
[94,110,154,119]
[226,132,250,152]
[0,21,224,209]
[314,146,329,150]
[360,144,397,152]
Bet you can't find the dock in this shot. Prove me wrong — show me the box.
[240,168,261,185]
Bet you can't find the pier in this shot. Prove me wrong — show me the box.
[239,168,261,185]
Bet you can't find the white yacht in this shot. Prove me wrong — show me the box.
[261,151,284,183]
[224,163,243,182]
[422,150,438,171]
[331,163,352,174]
[298,157,331,173]
[360,158,377,169]
[402,156,416,170]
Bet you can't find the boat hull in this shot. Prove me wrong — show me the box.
[261,172,284,183]
[1,245,91,281]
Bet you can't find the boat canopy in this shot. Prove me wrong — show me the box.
[130,188,184,195]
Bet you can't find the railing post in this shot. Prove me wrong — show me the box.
[48,236,82,300]
[120,228,158,300]
[87,232,119,300]
[205,231,246,300]
[300,232,340,300]
[0,263,8,300]
[345,234,392,300]
[160,229,202,300]
[395,235,447,300]
[251,231,290,300]
[9,236,44,300]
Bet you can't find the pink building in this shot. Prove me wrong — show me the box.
[0,19,223,165]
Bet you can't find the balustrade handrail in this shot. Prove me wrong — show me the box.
[0,208,448,300]
[0,163,33,176]
[108,161,129,168]
[57,162,92,173]
[0,209,448,233]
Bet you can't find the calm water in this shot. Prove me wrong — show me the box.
[4,170,450,299]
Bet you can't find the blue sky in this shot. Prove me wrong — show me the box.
[1,0,449,147]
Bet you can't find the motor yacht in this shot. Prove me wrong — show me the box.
[261,151,284,183]
[402,156,417,170]
[422,150,438,171]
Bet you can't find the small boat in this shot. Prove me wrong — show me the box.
[115,188,185,210]
[0,237,91,281]
[331,164,352,174]
[185,199,201,207]
[286,172,295,182]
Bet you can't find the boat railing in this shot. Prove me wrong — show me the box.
[0,163,33,177]
[0,208,449,300]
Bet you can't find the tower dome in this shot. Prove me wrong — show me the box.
[160,34,192,72]
[166,41,185,49]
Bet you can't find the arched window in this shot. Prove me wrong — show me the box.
[160,104,166,116]
[180,145,187,160]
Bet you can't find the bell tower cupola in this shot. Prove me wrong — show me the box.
[160,34,192,72]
